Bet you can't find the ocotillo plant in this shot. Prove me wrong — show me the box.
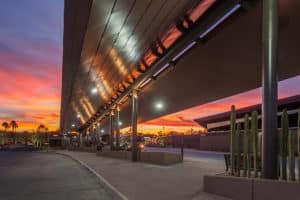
[236,123,241,177]
[230,105,236,175]
[251,111,259,178]
[243,114,249,177]
[298,109,300,182]
[288,131,296,181]
[281,108,288,180]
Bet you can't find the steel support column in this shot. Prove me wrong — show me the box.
[131,90,138,162]
[115,106,121,151]
[109,111,114,151]
[262,0,278,179]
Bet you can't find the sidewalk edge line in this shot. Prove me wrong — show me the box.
[56,152,128,200]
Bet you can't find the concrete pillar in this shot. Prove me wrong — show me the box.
[109,111,114,151]
[262,0,278,179]
[115,106,121,151]
[131,90,138,162]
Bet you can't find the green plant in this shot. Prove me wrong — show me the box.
[230,105,236,175]
[243,114,249,177]
[281,108,288,180]
[252,111,259,178]
[298,109,300,182]
[236,123,241,177]
[288,131,295,181]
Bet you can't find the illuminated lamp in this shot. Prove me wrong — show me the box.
[91,87,98,94]
[139,78,152,89]
[199,4,241,39]
[171,41,197,62]
[155,101,164,110]
[153,63,170,77]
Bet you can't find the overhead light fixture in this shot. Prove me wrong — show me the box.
[199,4,241,39]
[171,41,197,62]
[155,101,164,110]
[71,124,75,127]
[139,78,152,89]
[91,87,98,94]
[153,63,170,77]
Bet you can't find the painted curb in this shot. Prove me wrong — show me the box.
[56,152,128,200]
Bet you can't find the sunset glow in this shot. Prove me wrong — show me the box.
[121,75,300,135]
[0,1,63,131]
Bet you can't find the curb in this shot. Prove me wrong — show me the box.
[55,152,128,200]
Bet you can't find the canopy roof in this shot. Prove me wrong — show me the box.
[61,0,300,133]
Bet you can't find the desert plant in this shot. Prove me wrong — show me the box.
[243,114,249,177]
[281,109,288,180]
[288,131,295,181]
[230,105,236,175]
[236,123,241,176]
[298,109,300,182]
[252,111,259,178]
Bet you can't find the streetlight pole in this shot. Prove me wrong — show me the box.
[262,0,278,179]
[131,89,138,162]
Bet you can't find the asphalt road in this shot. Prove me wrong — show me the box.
[0,151,112,200]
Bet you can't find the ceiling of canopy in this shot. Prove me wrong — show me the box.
[62,0,300,134]
[62,0,215,132]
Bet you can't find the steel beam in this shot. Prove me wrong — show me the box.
[109,111,114,151]
[131,90,138,162]
[115,106,121,151]
[262,0,278,179]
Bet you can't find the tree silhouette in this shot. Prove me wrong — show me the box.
[37,124,48,133]
[1,122,10,132]
[9,120,18,144]
[1,122,10,145]
[36,124,49,146]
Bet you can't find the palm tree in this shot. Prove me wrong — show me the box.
[37,124,48,133]
[1,122,9,145]
[2,122,9,132]
[37,124,49,146]
[9,120,18,144]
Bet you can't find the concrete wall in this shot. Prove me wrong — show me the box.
[172,133,230,152]
[96,151,182,165]
[204,175,300,200]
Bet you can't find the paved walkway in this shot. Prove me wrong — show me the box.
[58,150,230,200]
[0,151,112,200]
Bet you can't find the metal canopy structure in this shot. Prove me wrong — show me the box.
[61,0,300,136]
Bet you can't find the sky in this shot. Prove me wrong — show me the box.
[0,0,63,132]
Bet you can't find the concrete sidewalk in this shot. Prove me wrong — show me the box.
[57,150,230,200]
